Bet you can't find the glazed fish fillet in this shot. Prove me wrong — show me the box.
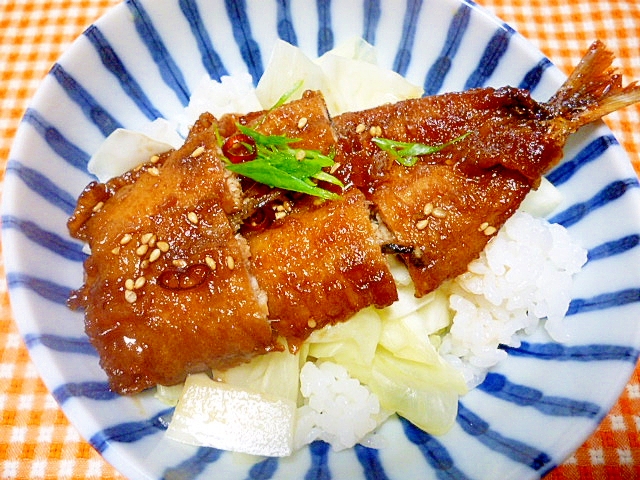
[247,188,397,348]
[68,113,279,394]
[333,40,640,296]
[68,41,640,394]
[230,91,397,346]
[217,90,399,347]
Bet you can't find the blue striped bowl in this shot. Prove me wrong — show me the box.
[3,0,640,478]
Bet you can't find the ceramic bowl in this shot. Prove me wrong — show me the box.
[3,0,640,478]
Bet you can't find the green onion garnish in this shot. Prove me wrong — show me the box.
[224,124,343,200]
[372,132,471,166]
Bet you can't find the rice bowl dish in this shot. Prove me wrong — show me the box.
[73,37,592,454]
[3,0,640,478]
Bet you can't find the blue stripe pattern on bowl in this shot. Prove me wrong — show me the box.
[2,0,640,478]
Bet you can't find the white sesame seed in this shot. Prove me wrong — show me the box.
[274,211,287,220]
[111,247,121,255]
[125,278,135,290]
[478,222,489,232]
[147,167,160,177]
[330,162,341,174]
[191,146,205,158]
[369,125,382,137]
[148,248,161,263]
[297,117,308,129]
[141,233,154,245]
[120,233,133,245]
[92,201,104,213]
[140,260,150,270]
[124,290,137,304]
[308,319,317,328]
[173,259,187,268]
[226,256,235,270]
[484,226,497,236]
[295,149,306,161]
[156,241,170,252]
[432,207,447,218]
[416,219,429,230]
[356,123,366,134]
[187,211,199,225]
[423,203,434,216]
[205,256,216,270]
[149,155,160,163]
[134,277,146,289]
[136,244,149,256]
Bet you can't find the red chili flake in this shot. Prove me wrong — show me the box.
[222,133,257,164]
[241,206,276,233]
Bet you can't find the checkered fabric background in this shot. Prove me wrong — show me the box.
[0,0,638,478]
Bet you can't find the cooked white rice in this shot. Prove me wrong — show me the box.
[295,362,387,451]
[439,211,587,388]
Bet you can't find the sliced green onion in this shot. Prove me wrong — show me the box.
[372,132,472,166]
[224,124,343,200]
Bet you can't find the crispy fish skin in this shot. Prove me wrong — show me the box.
[247,188,398,347]
[68,113,278,395]
[333,40,640,297]
[331,89,563,296]
[67,93,395,393]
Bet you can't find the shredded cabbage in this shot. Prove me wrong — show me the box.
[304,294,467,436]
[306,306,382,367]
[166,373,297,457]
[217,344,301,403]
[256,37,423,115]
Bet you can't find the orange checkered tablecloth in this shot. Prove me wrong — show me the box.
[0,0,638,478]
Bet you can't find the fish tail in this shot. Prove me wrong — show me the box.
[546,40,640,130]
